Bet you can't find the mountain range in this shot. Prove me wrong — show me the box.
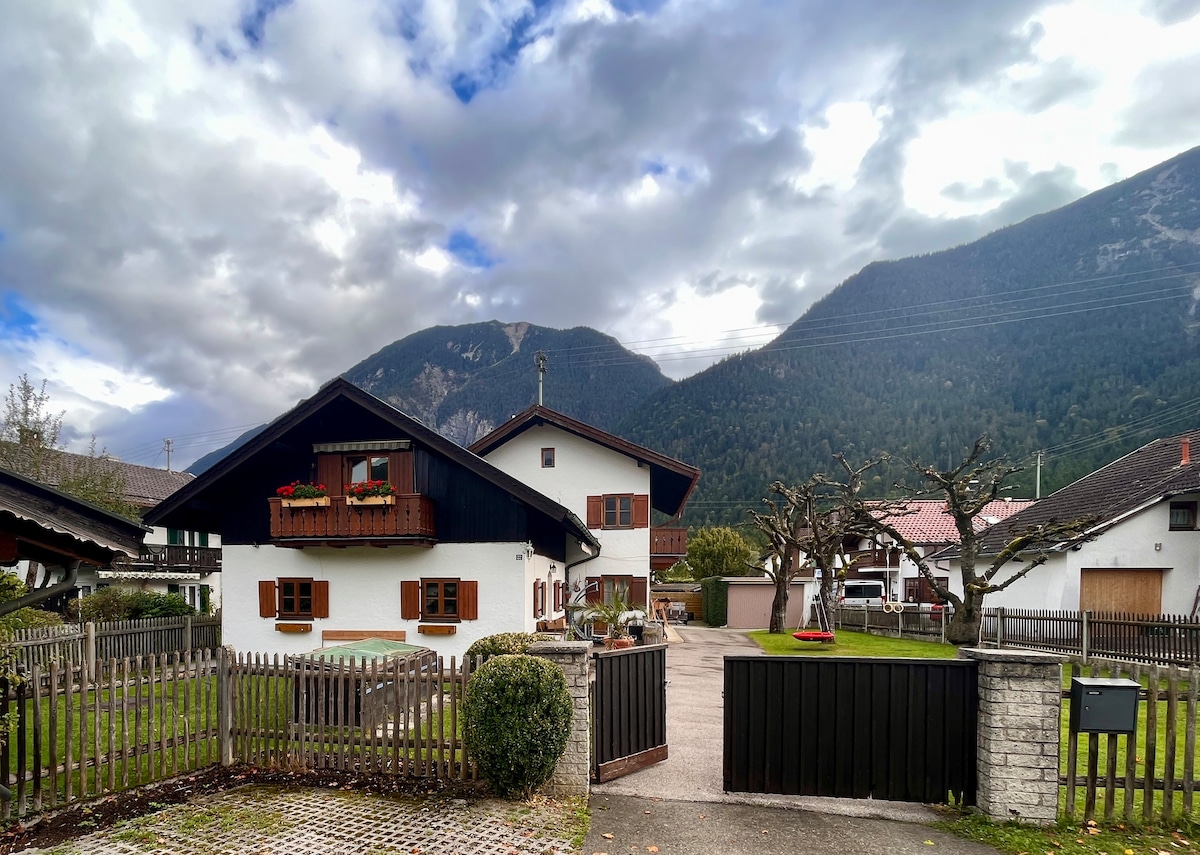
[190,146,1200,528]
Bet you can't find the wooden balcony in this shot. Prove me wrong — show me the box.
[650,526,688,570]
[848,548,901,569]
[132,544,222,572]
[268,496,437,547]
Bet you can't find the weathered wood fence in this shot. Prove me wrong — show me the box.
[833,604,948,642]
[6,615,221,674]
[0,650,221,821]
[985,608,1200,666]
[1062,657,1199,822]
[0,648,479,822]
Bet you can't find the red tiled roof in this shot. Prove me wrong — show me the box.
[873,499,1036,545]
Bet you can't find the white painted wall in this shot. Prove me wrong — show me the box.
[481,424,652,600]
[223,541,537,659]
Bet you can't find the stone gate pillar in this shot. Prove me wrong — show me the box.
[958,647,1065,824]
[529,640,591,798]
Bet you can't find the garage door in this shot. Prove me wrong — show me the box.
[1080,568,1163,614]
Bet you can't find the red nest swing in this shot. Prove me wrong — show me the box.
[792,591,835,642]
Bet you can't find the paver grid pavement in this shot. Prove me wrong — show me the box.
[29,786,577,855]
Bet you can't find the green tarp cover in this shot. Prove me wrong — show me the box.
[305,637,429,661]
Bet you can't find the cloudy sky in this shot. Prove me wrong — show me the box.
[2,0,1199,469]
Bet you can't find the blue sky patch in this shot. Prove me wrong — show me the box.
[642,160,668,176]
[0,291,39,339]
[449,0,555,104]
[241,0,292,47]
[447,230,495,268]
[612,0,668,14]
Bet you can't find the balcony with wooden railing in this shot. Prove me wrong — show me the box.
[650,526,688,570]
[267,496,437,547]
[131,544,222,572]
[847,547,902,570]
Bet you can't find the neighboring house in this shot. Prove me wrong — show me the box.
[144,379,600,658]
[841,498,1035,604]
[469,405,700,614]
[0,466,149,608]
[973,430,1200,617]
[32,451,221,612]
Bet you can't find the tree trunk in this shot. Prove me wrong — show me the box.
[945,593,983,645]
[768,577,789,633]
[24,560,40,590]
[818,574,837,632]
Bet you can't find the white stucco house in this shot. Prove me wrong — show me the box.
[840,499,1034,604]
[967,430,1200,617]
[469,404,700,616]
[145,379,601,658]
[24,452,221,613]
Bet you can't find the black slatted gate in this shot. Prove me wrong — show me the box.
[591,645,668,782]
[724,656,977,804]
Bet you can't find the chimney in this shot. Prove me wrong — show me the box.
[1183,437,1192,466]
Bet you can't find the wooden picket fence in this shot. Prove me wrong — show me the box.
[228,651,478,781]
[0,648,479,822]
[1062,657,1199,822]
[985,608,1200,667]
[6,614,221,674]
[0,650,221,821]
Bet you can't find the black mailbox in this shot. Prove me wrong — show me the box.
[1069,677,1140,734]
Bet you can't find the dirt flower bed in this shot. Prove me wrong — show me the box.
[0,766,482,853]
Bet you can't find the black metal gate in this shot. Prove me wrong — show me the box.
[724,656,977,804]
[591,644,668,782]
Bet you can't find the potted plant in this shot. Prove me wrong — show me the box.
[582,595,644,649]
[345,479,398,506]
[276,481,329,508]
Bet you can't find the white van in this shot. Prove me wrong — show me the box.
[839,580,885,606]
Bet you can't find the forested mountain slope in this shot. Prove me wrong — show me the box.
[619,146,1200,525]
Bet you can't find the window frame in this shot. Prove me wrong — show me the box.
[541,447,555,468]
[1169,501,1197,531]
[278,577,315,619]
[421,577,461,623]
[603,494,634,529]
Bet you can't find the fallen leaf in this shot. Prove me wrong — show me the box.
[648,847,659,853]
[602,833,614,840]
[1126,850,1135,855]
[923,842,934,846]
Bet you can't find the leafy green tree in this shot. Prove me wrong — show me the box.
[1,375,140,520]
[685,527,758,581]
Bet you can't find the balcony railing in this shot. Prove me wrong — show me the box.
[848,548,901,569]
[651,527,688,557]
[133,544,222,571]
[268,496,436,543]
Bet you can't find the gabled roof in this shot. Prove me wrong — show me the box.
[870,499,1036,545]
[978,429,1200,555]
[469,405,701,518]
[1,447,193,508]
[145,379,598,550]
[0,466,149,568]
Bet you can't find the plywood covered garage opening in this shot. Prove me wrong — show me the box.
[1080,568,1164,614]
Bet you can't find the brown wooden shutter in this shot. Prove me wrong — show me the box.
[258,580,277,618]
[390,450,414,493]
[460,580,479,620]
[317,455,342,497]
[632,494,650,528]
[586,495,602,528]
[532,580,539,618]
[400,581,420,620]
[312,581,330,618]
[553,580,562,612]
[629,577,648,610]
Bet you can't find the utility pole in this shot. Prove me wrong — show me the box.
[1035,450,1043,500]
[535,351,548,406]
[164,438,174,473]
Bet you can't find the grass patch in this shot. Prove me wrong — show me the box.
[937,811,1198,855]
[748,628,957,658]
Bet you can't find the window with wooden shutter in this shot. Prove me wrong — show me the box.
[632,494,650,529]
[400,581,420,620]
[460,580,479,620]
[312,580,330,618]
[404,578,480,621]
[629,577,648,609]
[586,495,602,528]
[258,580,277,618]
[553,580,562,612]
[277,578,325,619]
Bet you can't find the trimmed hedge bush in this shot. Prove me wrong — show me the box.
[465,632,542,659]
[462,654,572,798]
[700,576,729,626]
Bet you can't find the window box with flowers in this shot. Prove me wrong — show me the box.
[345,480,398,506]
[276,482,330,508]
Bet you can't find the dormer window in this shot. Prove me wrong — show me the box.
[1169,501,1197,531]
[349,455,389,483]
[313,441,413,496]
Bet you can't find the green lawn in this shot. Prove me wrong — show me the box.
[748,628,957,658]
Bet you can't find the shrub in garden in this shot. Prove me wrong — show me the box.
[462,654,572,798]
[464,632,542,659]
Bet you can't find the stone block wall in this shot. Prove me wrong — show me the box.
[959,647,1065,824]
[529,640,591,798]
